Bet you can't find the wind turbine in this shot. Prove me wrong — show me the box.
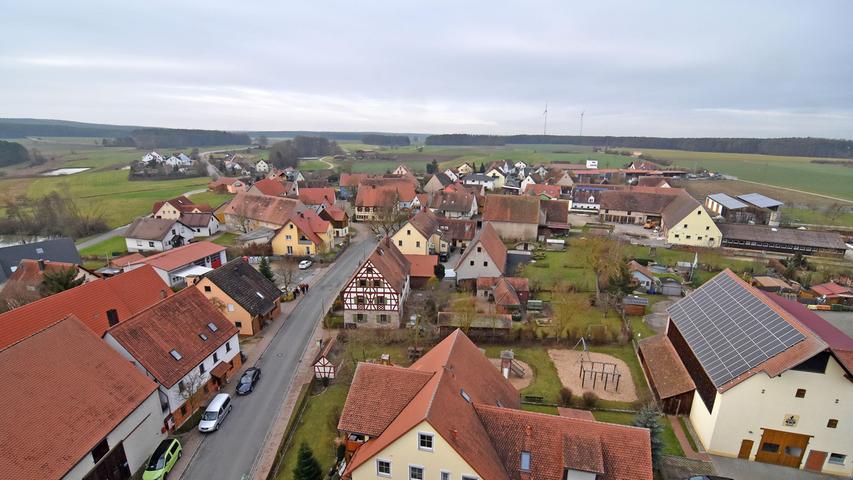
[579,110,585,137]
[543,103,549,136]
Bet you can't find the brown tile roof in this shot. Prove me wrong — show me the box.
[338,363,434,436]
[492,277,521,306]
[298,187,336,206]
[752,276,795,290]
[125,217,182,241]
[343,330,521,480]
[557,407,596,420]
[222,192,303,226]
[436,217,477,241]
[109,252,145,267]
[720,225,848,252]
[355,182,417,208]
[483,194,541,224]
[811,282,852,297]
[287,211,327,246]
[636,176,670,187]
[0,259,82,307]
[404,254,438,278]
[127,241,226,272]
[456,222,507,273]
[319,204,347,222]
[661,191,705,227]
[429,190,475,213]
[540,199,570,225]
[474,405,653,480]
[524,183,561,198]
[250,178,289,196]
[352,239,410,294]
[638,335,696,399]
[599,190,679,214]
[152,195,212,215]
[208,176,242,187]
[0,316,157,480]
[0,266,171,349]
[107,288,238,388]
[339,173,369,188]
[408,210,441,238]
[179,212,215,228]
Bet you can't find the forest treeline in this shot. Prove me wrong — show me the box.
[128,128,251,149]
[425,134,853,159]
[361,134,410,146]
[0,140,31,167]
[268,136,343,169]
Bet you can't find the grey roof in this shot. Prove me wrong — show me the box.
[622,296,649,305]
[719,224,847,250]
[464,173,492,182]
[179,212,214,228]
[667,272,804,388]
[737,193,784,209]
[237,227,277,243]
[125,217,181,241]
[707,193,748,210]
[432,173,454,186]
[203,258,281,317]
[0,238,82,283]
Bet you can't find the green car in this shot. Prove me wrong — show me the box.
[143,438,182,480]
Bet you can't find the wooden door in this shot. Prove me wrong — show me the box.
[755,429,810,468]
[738,439,754,459]
[804,450,827,472]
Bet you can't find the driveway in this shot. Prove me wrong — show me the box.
[642,298,675,333]
[180,232,377,480]
[711,456,836,480]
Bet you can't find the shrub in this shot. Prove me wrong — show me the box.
[559,387,573,407]
[581,391,599,408]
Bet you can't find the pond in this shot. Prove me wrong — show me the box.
[41,167,91,176]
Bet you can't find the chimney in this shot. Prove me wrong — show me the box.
[450,428,458,441]
[524,425,532,438]
[37,259,45,271]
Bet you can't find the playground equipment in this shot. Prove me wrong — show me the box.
[579,360,621,392]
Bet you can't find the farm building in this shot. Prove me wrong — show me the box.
[705,193,784,226]
[718,224,847,257]
[622,295,649,316]
[638,334,695,415]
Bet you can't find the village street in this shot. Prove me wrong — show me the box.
[179,225,376,480]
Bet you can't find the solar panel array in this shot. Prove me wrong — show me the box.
[667,272,804,387]
[738,193,784,209]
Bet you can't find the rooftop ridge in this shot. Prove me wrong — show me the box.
[0,313,72,353]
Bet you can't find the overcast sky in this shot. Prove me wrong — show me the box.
[1,0,851,138]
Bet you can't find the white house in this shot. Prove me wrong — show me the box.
[104,288,242,430]
[454,223,506,283]
[255,159,270,173]
[645,270,853,477]
[125,217,195,253]
[141,151,164,165]
[124,241,227,287]
[462,173,495,191]
[180,212,222,237]
[442,168,459,182]
[485,167,506,190]
[1,316,166,480]
[164,153,193,168]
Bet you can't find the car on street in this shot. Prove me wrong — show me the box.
[236,367,261,395]
[143,438,182,480]
[298,259,313,270]
[198,393,232,433]
[685,476,734,480]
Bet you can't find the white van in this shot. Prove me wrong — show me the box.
[198,393,232,433]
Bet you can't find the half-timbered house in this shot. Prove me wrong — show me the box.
[341,239,410,328]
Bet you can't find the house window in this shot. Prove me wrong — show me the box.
[376,459,391,477]
[697,236,703,240]
[483,261,488,267]
[520,451,531,471]
[356,296,365,305]
[235,322,242,329]
[441,472,451,480]
[286,235,292,240]
[686,235,691,239]
[828,453,847,465]
[227,304,235,312]
[795,388,806,398]
[469,260,474,266]
[149,241,155,247]
[359,279,367,287]
[418,433,434,451]
[399,240,403,246]
[204,285,211,292]
[226,340,232,352]
[674,234,680,238]
[213,352,219,363]
[136,240,143,246]
[376,296,385,305]
[461,476,478,480]
[706,226,710,230]
[416,241,421,248]
[828,419,838,428]
[91,438,110,463]
[683,224,687,228]
[379,314,389,323]
[199,363,206,374]
[373,279,381,287]
[409,466,424,480]
[477,246,482,252]
[356,314,366,323]
[761,442,780,453]
[407,229,411,235]
[178,380,187,393]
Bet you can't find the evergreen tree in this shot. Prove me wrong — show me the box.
[633,405,664,471]
[259,257,275,282]
[426,161,435,174]
[479,162,485,173]
[39,267,85,296]
[292,442,323,480]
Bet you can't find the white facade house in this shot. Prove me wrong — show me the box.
[180,213,221,237]
[454,223,506,282]
[124,241,227,287]
[125,218,195,253]
[442,169,459,182]
[462,173,495,191]
[485,168,506,189]
[164,153,193,168]
[520,174,537,193]
[141,151,164,165]
[255,159,270,173]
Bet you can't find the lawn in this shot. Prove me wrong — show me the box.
[299,159,331,171]
[212,232,239,246]
[483,345,563,404]
[78,236,127,258]
[592,410,684,457]
[186,190,232,209]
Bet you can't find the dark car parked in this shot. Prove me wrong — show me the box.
[236,367,261,395]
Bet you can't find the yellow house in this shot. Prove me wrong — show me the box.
[485,167,506,189]
[391,211,446,255]
[271,212,333,256]
[663,193,722,247]
[194,258,282,336]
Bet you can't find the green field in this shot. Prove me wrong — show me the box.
[78,236,127,257]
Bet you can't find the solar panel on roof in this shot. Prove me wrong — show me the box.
[737,193,784,209]
[708,193,748,210]
[667,273,804,387]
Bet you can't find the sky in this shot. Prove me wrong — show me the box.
[1,0,852,138]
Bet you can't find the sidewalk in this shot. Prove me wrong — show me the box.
[172,264,332,480]
[668,415,710,461]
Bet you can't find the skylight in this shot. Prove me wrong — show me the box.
[199,333,208,341]
[460,389,471,403]
[207,322,218,332]
[256,291,265,299]
[169,350,182,361]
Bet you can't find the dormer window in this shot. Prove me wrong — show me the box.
[520,451,531,471]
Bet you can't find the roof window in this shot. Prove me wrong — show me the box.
[199,333,208,341]
[170,350,183,361]
[460,389,471,402]
[207,322,218,332]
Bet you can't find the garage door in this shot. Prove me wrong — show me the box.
[755,428,811,468]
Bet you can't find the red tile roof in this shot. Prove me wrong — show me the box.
[638,335,696,399]
[0,316,157,480]
[810,282,852,297]
[320,204,347,222]
[404,254,438,278]
[109,252,145,267]
[408,210,440,238]
[483,194,541,224]
[250,178,289,196]
[298,187,336,206]
[355,182,416,208]
[0,259,82,308]
[126,241,225,272]
[223,192,304,226]
[364,240,410,293]
[339,173,369,188]
[106,288,239,388]
[152,195,212,215]
[524,183,561,198]
[0,266,171,349]
[287,211,328,246]
[429,190,475,213]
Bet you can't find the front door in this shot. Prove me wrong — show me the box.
[755,429,810,468]
[738,439,754,459]
[804,450,827,472]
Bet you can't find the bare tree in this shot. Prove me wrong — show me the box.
[274,259,297,293]
[552,284,586,339]
[366,190,410,237]
[177,370,208,418]
[825,202,846,223]
[452,294,478,335]
[577,237,625,306]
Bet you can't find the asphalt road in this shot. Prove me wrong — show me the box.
[182,233,376,480]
